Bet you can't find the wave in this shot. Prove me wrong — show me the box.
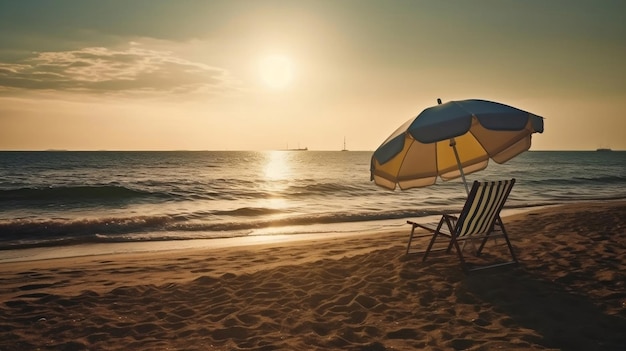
[213,207,287,216]
[0,185,169,204]
[287,182,361,194]
[2,196,624,250]
[572,175,626,184]
[0,215,174,237]
[0,208,445,249]
[526,175,626,186]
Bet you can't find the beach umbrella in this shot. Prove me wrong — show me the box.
[370,98,544,193]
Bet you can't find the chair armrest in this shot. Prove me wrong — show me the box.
[442,214,458,227]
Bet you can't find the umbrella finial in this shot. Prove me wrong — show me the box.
[437,98,442,105]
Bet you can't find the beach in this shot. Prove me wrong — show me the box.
[1,201,625,350]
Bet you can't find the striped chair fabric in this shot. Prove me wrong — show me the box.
[457,179,514,237]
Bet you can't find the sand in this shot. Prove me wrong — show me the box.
[1,201,625,350]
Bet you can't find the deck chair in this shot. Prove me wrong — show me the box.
[406,179,518,272]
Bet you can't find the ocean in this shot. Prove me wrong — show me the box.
[1,150,625,252]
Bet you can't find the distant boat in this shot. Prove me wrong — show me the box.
[596,148,612,152]
[341,137,348,151]
[281,143,308,151]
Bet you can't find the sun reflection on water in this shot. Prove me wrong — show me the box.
[263,151,291,182]
[261,151,294,200]
[260,151,293,218]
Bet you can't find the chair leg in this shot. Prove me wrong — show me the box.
[476,232,491,256]
[451,237,469,273]
[422,231,439,261]
[476,218,518,263]
[446,240,454,253]
[477,218,503,255]
[499,223,518,263]
[422,218,446,261]
[406,224,417,255]
[444,216,456,253]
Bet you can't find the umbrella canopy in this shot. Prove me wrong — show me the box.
[370,99,544,191]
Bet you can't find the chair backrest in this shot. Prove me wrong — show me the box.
[455,179,516,237]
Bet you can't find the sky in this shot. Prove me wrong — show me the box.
[0,0,624,151]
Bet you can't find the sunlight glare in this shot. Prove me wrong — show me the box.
[263,151,291,181]
[258,55,294,90]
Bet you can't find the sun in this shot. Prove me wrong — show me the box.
[258,55,294,90]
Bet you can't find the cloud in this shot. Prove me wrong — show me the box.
[0,45,238,97]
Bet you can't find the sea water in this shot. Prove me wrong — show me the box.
[1,150,625,250]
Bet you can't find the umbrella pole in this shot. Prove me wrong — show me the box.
[438,98,469,195]
[450,137,470,195]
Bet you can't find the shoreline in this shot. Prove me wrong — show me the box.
[0,205,560,264]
